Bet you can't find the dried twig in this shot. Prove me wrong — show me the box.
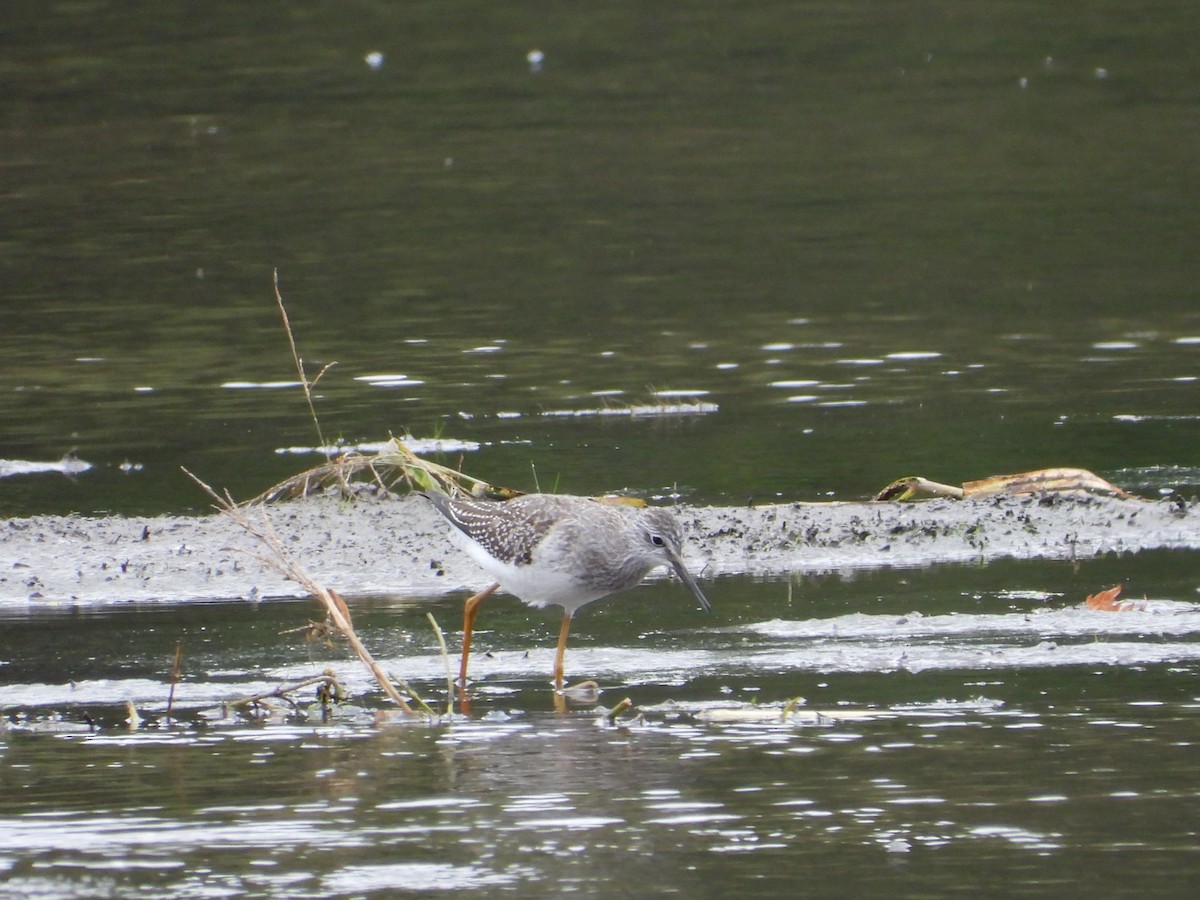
[874,467,1135,502]
[273,269,335,461]
[426,612,455,717]
[384,669,438,717]
[605,697,634,724]
[226,672,345,711]
[182,467,421,716]
[259,273,524,507]
[249,435,513,506]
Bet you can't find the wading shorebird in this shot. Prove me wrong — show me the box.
[425,491,710,691]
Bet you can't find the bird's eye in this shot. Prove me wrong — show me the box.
[650,534,665,546]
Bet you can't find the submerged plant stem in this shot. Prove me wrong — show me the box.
[426,612,455,717]
[166,641,184,724]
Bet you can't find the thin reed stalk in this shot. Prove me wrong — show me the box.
[183,467,422,716]
[272,269,338,461]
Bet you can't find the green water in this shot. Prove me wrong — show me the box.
[3,1,1200,896]
[3,0,1198,514]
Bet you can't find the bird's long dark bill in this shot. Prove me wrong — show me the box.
[669,554,711,612]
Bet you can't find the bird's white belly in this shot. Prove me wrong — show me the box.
[455,532,608,614]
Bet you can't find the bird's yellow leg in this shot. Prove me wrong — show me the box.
[553,612,573,692]
[459,583,499,687]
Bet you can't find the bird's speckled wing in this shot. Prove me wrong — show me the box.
[425,493,586,567]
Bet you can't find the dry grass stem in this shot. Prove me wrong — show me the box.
[250,435,513,506]
[182,467,422,716]
[262,272,521,507]
[384,669,438,717]
[273,269,335,462]
[426,612,455,717]
[227,672,345,712]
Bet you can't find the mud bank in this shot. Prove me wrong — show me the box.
[2,491,1197,608]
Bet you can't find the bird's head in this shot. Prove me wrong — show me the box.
[638,508,711,612]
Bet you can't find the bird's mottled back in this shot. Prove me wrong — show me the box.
[426,492,595,567]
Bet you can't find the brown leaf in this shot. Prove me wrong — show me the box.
[1085,584,1144,612]
[1086,584,1124,610]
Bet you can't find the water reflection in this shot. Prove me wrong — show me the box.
[2,560,1199,893]
[4,692,1197,896]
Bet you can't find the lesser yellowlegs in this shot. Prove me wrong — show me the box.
[425,492,710,690]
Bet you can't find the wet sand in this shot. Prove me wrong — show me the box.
[2,491,1197,608]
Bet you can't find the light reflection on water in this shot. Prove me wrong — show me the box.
[3,694,1197,896]
[2,305,1198,515]
[8,593,1200,714]
[3,566,1200,898]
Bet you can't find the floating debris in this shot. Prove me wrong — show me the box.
[874,467,1136,502]
[0,454,93,479]
[276,437,481,457]
[353,374,426,388]
[221,380,303,390]
[1085,584,1146,613]
[541,402,718,418]
[694,704,891,725]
